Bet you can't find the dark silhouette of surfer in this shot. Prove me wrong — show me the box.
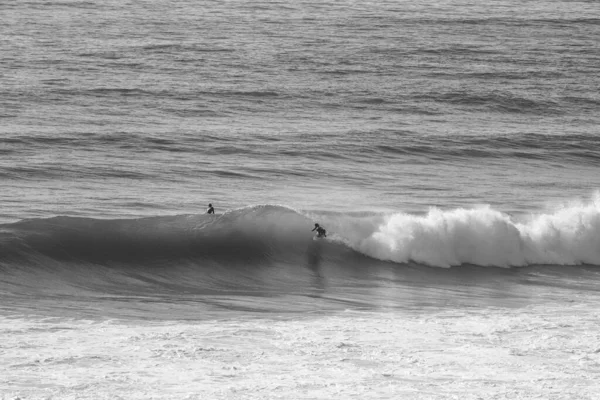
[207,203,215,214]
[312,223,327,238]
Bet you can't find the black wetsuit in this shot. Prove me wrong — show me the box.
[312,226,327,237]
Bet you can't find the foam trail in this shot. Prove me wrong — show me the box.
[354,198,600,268]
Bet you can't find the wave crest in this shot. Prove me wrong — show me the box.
[2,200,600,269]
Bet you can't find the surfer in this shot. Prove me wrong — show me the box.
[207,203,215,214]
[312,223,327,238]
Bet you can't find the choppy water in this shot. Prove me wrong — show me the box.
[2,0,600,398]
[2,0,600,221]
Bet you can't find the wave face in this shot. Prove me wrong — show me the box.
[2,202,600,270]
[0,206,311,266]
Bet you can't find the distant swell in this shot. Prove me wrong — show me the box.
[374,133,600,163]
[1,200,600,270]
[426,90,561,115]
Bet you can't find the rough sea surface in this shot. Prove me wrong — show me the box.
[1,0,600,399]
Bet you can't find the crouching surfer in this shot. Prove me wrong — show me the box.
[312,223,327,238]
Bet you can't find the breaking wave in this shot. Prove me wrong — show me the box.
[354,201,600,267]
[1,199,600,270]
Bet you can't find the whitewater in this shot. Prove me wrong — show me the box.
[3,202,600,399]
[2,0,600,398]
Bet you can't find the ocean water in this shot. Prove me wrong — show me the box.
[2,0,600,398]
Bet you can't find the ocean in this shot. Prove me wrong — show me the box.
[2,0,600,398]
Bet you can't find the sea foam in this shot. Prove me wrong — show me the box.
[353,197,600,267]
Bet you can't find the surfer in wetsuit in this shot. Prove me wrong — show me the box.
[207,203,215,214]
[312,223,327,238]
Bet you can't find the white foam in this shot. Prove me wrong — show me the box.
[352,196,600,267]
[3,301,600,399]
